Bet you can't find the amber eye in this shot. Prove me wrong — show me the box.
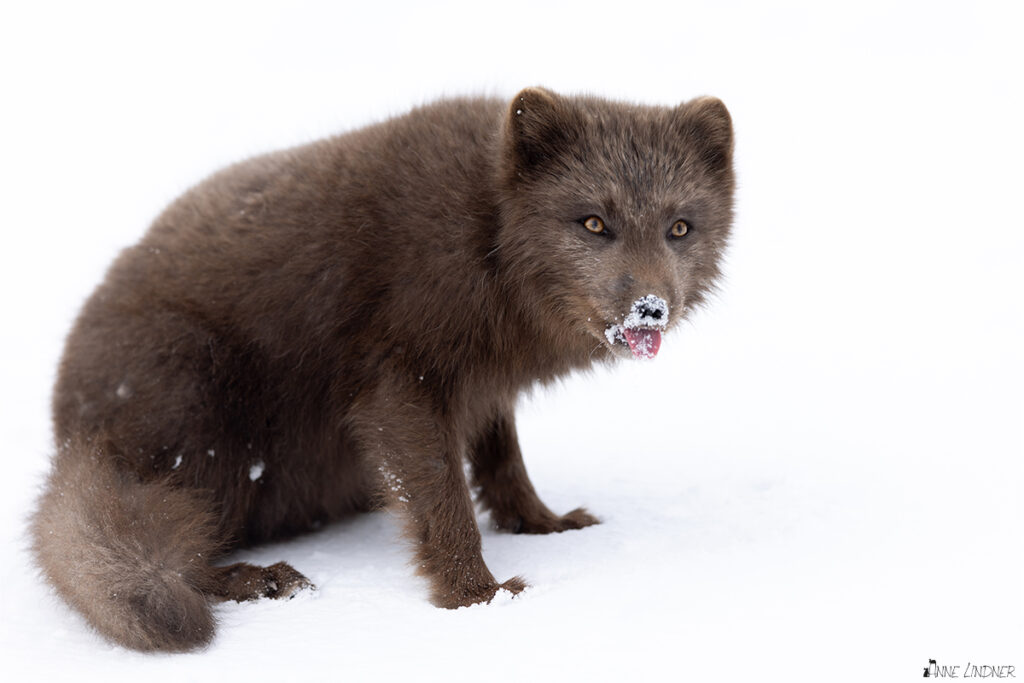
[670,219,690,238]
[583,216,606,235]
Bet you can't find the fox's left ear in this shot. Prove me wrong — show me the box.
[674,96,734,173]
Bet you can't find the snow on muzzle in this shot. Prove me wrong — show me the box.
[604,294,669,360]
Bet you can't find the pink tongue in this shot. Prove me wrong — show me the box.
[622,328,661,359]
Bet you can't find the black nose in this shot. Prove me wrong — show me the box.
[637,303,663,320]
[628,295,669,327]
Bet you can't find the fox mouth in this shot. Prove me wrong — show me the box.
[602,294,669,360]
[605,325,662,359]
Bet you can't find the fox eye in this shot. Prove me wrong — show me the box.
[582,216,606,235]
[670,219,690,238]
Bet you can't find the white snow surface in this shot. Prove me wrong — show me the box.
[1,2,1021,682]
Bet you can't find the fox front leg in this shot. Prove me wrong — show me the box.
[352,387,524,607]
[469,409,599,534]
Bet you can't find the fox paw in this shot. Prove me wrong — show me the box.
[261,561,315,600]
[499,507,600,534]
[435,576,527,609]
[215,561,315,602]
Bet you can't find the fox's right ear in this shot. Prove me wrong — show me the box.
[674,96,734,174]
[503,87,582,174]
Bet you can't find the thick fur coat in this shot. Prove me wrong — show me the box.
[31,87,736,651]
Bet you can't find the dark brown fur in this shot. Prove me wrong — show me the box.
[31,88,735,651]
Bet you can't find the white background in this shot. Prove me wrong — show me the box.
[1,1,1020,681]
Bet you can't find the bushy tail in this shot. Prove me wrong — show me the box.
[31,438,222,652]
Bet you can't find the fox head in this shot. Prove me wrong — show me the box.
[496,87,735,361]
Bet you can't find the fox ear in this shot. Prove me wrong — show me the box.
[675,96,734,173]
[504,87,581,173]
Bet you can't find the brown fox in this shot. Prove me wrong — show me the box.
[31,87,735,651]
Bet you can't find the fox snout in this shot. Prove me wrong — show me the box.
[603,294,670,360]
[623,294,668,329]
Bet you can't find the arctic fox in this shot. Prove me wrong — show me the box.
[31,87,735,651]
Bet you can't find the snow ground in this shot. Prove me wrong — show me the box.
[1,1,1021,681]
